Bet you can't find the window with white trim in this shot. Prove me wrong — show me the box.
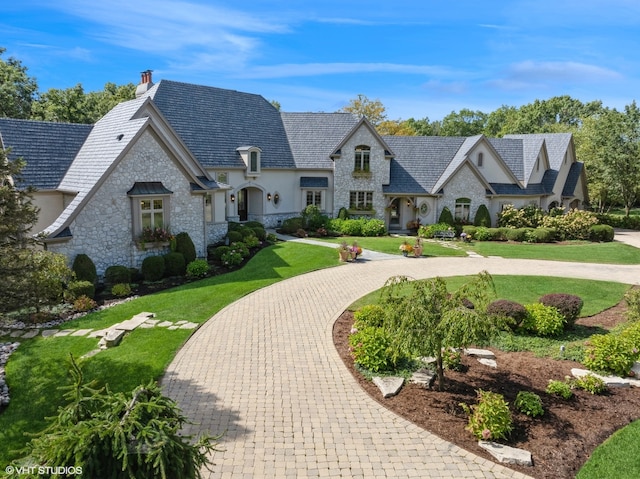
[477,152,483,167]
[306,190,322,207]
[140,198,165,229]
[354,145,370,172]
[349,191,373,210]
[250,150,259,174]
[454,197,471,222]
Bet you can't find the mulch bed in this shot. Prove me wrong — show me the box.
[333,301,640,479]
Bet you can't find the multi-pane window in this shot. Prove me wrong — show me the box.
[454,197,471,222]
[354,145,370,172]
[306,190,322,207]
[216,171,228,184]
[349,191,373,210]
[140,198,165,229]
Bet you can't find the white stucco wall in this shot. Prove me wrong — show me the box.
[32,191,66,234]
[48,130,209,276]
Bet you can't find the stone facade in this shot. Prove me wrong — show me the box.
[439,164,490,224]
[48,131,208,276]
[332,125,389,220]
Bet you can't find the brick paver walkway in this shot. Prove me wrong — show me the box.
[163,250,640,478]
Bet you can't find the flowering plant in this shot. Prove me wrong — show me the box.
[139,226,173,242]
[399,241,413,253]
[350,242,362,255]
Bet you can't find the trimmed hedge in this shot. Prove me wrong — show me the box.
[473,204,492,227]
[438,206,454,225]
[589,224,615,242]
[104,265,132,285]
[487,299,528,330]
[72,254,97,285]
[65,280,96,301]
[141,255,165,282]
[163,252,186,277]
[539,293,583,329]
[227,230,243,243]
[174,232,196,264]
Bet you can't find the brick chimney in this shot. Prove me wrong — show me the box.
[135,70,154,98]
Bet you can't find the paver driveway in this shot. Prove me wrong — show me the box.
[163,251,640,479]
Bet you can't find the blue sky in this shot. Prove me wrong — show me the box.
[2,0,639,121]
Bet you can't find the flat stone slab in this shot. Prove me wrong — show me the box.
[571,368,630,388]
[175,320,187,325]
[156,321,173,328]
[143,319,160,326]
[464,348,496,359]
[81,349,102,359]
[41,329,57,338]
[54,329,74,337]
[372,376,404,398]
[179,322,198,329]
[418,356,436,365]
[88,328,109,338]
[10,330,23,338]
[115,312,155,331]
[410,368,435,389]
[21,329,40,339]
[479,441,532,466]
[99,329,126,349]
[167,326,180,330]
[0,330,9,336]
[71,329,93,337]
[478,358,497,368]
[138,323,156,329]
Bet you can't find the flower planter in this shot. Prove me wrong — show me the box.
[339,250,350,262]
[414,246,423,257]
[137,241,170,251]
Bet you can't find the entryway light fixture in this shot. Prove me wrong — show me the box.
[267,192,272,201]
[230,194,235,202]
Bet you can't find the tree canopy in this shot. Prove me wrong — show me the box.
[0,47,38,119]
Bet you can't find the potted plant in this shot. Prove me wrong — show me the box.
[338,242,351,262]
[399,240,413,257]
[413,237,423,257]
[350,241,362,260]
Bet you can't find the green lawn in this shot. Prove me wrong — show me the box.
[0,242,338,464]
[311,235,466,257]
[466,240,640,264]
[577,420,640,479]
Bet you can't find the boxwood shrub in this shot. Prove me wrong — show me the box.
[174,232,196,264]
[505,228,531,242]
[72,253,97,285]
[141,255,165,282]
[65,280,95,301]
[589,224,615,242]
[104,265,132,285]
[163,252,186,277]
[226,230,243,244]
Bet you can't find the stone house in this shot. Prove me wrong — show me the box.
[0,72,587,275]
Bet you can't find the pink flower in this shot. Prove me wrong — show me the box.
[481,429,492,440]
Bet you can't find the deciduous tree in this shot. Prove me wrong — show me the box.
[0,47,38,119]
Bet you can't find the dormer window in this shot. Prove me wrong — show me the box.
[477,152,484,167]
[236,146,262,177]
[354,145,370,172]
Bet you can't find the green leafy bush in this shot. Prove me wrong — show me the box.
[524,303,566,336]
[174,232,197,264]
[505,228,530,242]
[514,391,544,417]
[487,299,528,330]
[418,222,453,238]
[438,206,454,225]
[252,227,267,241]
[583,334,636,377]
[163,252,186,277]
[338,207,349,220]
[210,246,230,262]
[238,226,256,240]
[526,227,557,243]
[111,283,132,297]
[354,305,387,329]
[498,204,544,228]
[73,295,97,312]
[221,249,243,267]
[338,219,363,236]
[72,253,97,285]
[462,225,477,237]
[589,224,615,242]
[301,204,328,230]
[227,230,243,243]
[349,326,396,373]
[473,204,492,227]
[546,379,573,399]
[620,320,640,348]
[473,227,493,241]
[280,217,304,234]
[574,374,608,394]
[361,218,387,236]
[461,390,512,441]
[227,221,242,231]
[230,241,249,258]
[186,259,210,278]
[542,208,598,240]
[104,265,131,285]
[141,255,165,282]
[624,288,640,323]
[442,348,462,371]
[243,235,261,248]
[65,280,95,302]
[538,293,583,329]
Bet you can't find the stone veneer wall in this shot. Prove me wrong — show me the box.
[332,126,389,220]
[48,130,207,276]
[439,165,490,225]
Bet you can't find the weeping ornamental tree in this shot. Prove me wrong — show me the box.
[19,355,221,479]
[380,272,506,391]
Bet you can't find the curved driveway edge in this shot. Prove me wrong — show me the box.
[163,254,640,478]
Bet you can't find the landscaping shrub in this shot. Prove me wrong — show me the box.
[186,259,210,278]
[353,305,387,329]
[252,227,267,241]
[361,218,387,237]
[73,295,97,312]
[487,299,528,330]
[589,224,615,242]
[542,208,598,240]
[211,246,230,262]
[111,283,132,297]
[65,280,95,302]
[526,227,557,243]
[339,219,364,236]
[596,212,640,230]
[243,235,261,248]
[574,374,608,395]
[462,225,477,238]
[505,228,530,242]
[163,252,186,277]
[546,379,573,399]
[174,232,197,264]
[226,230,243,244]
[583,334,636,377]
[514,391,544,417]
[461,390,512,441]
[72,253,97,285]
[349,326,397,373]
[524,303,566,336]
[301,204,328,230]
[473,226,493,242]
[620,319,640,347]
[230,241,249,258]
[141,255,165,282]
[338,207,349,220]
[280,217,304,234]
[442,348,462,371]
[539,293,583,329]
[244,221,264,229]
[473,204,492,227]
[227,221,242,231]
[498,204,544,228]
[438,206,454,225]
[104,265,132,285]
[625,288,640,323]
[239,226,256,240]
[419,222,452,238]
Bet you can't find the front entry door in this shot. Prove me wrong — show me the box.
[389,198,401,229]
[238,188,248,221]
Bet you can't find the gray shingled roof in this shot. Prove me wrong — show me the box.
[504,133,572,170]
[563,162,583,197]
[0,118,92,190]
[281,112,358,169]
[300,176,329,188]
[487,138,525,181]
[382,136,466,194]
[147,80,295,169]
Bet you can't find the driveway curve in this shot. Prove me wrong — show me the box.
[163,250,640,479]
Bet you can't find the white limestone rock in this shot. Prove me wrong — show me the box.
[372,376,404,398]
[479,441,532,466]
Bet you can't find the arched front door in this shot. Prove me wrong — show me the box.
[237,188,248,221]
